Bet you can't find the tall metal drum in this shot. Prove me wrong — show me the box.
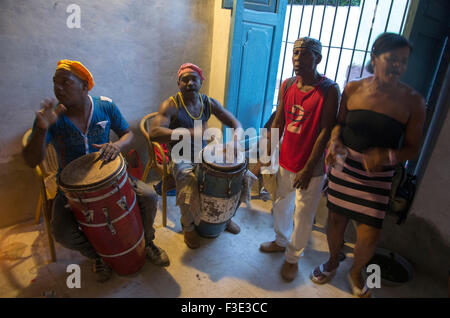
[58,153,146,275]
[194,145,247,238]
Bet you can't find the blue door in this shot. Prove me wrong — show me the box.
[225,0,288,132]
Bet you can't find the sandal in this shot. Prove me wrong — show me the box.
[310,263,337,284]
[347,273,372,298]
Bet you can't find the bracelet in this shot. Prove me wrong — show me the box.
[388,149,397,165]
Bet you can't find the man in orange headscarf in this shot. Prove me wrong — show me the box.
[23,60,170,282]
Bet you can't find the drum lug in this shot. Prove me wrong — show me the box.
[117,196,129,211]
[82,210,94,223]
[78,196,94,223]
[199,170,205,193]
[227,178,232,197]
[103,208,117,235]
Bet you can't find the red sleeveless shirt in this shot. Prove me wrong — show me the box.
[279,76,333,173]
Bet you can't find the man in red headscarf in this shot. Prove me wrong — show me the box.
[150,63,243,249]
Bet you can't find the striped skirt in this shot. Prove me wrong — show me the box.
[326,147,395,229]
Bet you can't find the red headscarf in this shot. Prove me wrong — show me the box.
[177,63,205,81]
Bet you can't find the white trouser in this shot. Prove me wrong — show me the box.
[273,166,325,264]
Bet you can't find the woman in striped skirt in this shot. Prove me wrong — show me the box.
[310,33,426,297]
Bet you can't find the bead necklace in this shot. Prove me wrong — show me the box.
[178,92,204,120]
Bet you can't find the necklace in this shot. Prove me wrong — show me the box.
[178,92,204,120]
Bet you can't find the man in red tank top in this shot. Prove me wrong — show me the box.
[255,37,340,282]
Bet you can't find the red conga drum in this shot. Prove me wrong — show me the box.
[58,153,146,275]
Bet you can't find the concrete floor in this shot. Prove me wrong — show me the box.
[0,188,446,298]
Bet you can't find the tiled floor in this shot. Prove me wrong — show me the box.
[0,192,446,298]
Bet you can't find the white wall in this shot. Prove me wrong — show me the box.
[410,110,449,237]
[0,0,215,228]
[377,67,450,282]
[207,0,232,131]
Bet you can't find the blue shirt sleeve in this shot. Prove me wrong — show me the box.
[108,101,129,136]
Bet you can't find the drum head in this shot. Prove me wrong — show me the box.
[201,143,245,172]
[59,152,123,189]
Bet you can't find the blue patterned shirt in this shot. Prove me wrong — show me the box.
[32,96,129,172]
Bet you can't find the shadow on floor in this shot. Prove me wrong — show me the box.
[177,204,348,293]
[0,221,182,298]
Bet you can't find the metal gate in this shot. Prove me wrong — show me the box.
[273,0,411,110]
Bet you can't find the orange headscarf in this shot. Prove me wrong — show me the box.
[56,59,95,90]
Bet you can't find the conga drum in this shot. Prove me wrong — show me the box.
[58,153,146,275]
[194,145,247,238]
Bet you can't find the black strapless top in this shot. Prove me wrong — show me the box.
[341,110,406,152]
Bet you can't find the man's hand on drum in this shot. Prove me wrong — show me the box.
[35,98,66,130]
[92,142,121,163]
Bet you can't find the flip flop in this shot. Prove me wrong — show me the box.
[310,263,337,285]
[347,273,372,298]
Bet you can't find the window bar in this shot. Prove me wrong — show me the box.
[334,0,353,82]
[296,0,307,40]
[318,0,329,41]
[399,0,410,34]
[278,1,294,89]
[292,0,307,77]
[384,0,394,32]
[323,0,340,75]
[360,0,379,78]
[346,0,367,83]
[308,0,317,37]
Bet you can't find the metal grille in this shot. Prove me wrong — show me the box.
[274,0,411,110]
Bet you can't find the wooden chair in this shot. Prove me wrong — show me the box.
[140,113,175,227]
[22,129,57,262]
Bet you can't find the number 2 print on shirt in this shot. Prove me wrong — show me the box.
[286,104,311,134]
